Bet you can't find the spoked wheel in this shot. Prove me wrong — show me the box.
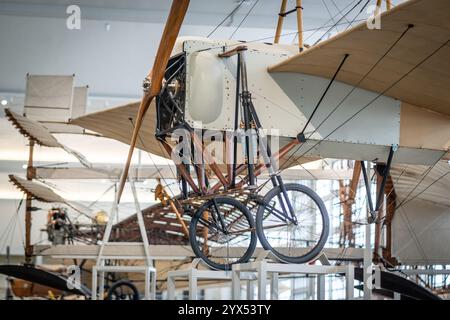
[189,196,257,271]
[106,280,140,300]
[256,183,329,264]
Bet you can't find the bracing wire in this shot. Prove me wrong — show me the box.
[230,0,261,39]
[207,0,246,38]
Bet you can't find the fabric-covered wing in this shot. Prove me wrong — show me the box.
[71,101,169,159]
[269,0,450,116]
[9,174,66,203]
[4,108,60,147]
[9,175,93,219]
[5,108,92,168]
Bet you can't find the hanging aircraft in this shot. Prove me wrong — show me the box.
[68,0,450,271]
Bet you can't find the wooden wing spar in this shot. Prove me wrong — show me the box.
[116,0,190,203]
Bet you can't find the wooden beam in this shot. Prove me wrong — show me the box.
[382,175,398,265]
[348,161,361,202]
[386,0,392,10]
[296,0,304,51]
[168,200,189,237]
[25,139,34,263]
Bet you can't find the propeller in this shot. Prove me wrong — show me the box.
[116,0,190,202]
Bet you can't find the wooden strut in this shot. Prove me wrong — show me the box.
[296,0,303,51]
[382,176,398,265]
[375,0,391,16]
[154,179,189,238]
[386,0,392,10]
[160,140,200,194]
[274,0,303,51]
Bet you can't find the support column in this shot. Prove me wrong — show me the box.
[257,262,267,300]
[167,274,175,300]
[270,272,279,300]
[91,268,98,300]
[383,176,398,265]
[345,264,354,300]
[231,266,241,300]
[296,0,304,51]
[189,269,197,300]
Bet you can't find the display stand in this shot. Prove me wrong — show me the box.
[167,259,255,300]
[231,253,355,300]
[91,179,156,300]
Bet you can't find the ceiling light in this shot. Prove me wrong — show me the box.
[1,99,7,106]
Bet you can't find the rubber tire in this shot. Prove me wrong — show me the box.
[256,183,329,264]
[106,280,140,300]
[189,196,257,271]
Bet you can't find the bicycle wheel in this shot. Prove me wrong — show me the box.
[256,183,329,264]
[189,196,257,271]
